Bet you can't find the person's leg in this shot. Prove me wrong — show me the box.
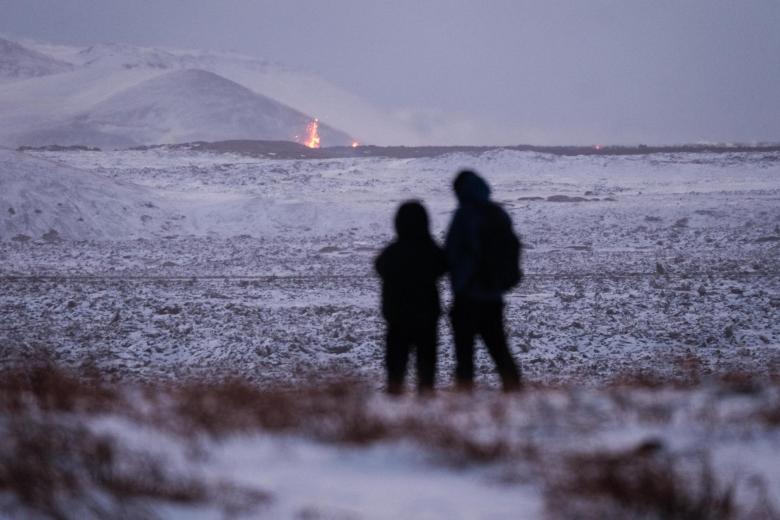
[477,301,522,392]
[451,298,476,390]
[413,319,438,394]
[385,323,411,394]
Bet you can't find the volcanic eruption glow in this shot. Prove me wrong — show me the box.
[303,118,320,149]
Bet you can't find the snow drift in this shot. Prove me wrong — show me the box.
[0,148,375,241]
[0,148,175,240]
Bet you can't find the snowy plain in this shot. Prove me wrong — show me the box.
[2,147,778,384]
[1,146,779,518]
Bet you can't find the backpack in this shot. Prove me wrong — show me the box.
[477,202,522,292]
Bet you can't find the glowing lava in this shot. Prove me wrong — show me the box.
[303,118,321,149]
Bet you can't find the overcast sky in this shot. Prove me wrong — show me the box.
[2,0,779,145]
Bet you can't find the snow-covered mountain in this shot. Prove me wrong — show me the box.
[0,37,73,82]
[0,38,423,147]
[14,69,353,147]
[60,42,417,145]
[0,38,361,147]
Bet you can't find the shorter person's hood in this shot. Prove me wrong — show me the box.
[395,200,431,240]
[454,170,491,206]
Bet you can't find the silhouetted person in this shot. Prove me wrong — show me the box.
[445,170,522,392]
[375,201,447,395]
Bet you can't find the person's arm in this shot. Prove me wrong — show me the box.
[444,212,462,272]
[446,209,480,295]
[428,239,448,279]
[375,247,389,278]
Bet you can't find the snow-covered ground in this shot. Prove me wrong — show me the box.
[2,147,778,385]
[1,147,779,518]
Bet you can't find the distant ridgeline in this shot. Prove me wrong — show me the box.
[20,140,777,160]
[17,145,101,152]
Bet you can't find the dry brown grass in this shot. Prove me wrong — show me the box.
[606,354,707,389]
[169,378,519,462]
[0,361,270,519]
[0,361,521,516]
[607,356,780,395]
[545,441,737,520]
[2,357,778,518]
[0,416,211,519]
[755,401,780,427]
[170,376,390,443]
[0,356,117,415]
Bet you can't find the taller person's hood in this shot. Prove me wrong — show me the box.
[454,171,491,206]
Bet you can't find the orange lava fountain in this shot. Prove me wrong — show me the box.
[303,118,321,149]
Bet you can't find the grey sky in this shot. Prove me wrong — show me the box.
[2,0,779,145]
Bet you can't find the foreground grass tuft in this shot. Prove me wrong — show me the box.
[545,441,736,520]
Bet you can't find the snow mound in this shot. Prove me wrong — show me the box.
[0,147,376,241]
[0,37,73,82]
[0,148,175,240]
[15,68,353,148]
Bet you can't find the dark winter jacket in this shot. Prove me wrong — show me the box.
[375,202,447,323]
[445,171,514,301]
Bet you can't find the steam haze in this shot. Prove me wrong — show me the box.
[2,0,779,145]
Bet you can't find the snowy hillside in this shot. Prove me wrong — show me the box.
[13,69,353,147]
[0,148,177,240]
[0,146,376,241]
[0,37,72,82]
[64,42,419,145]
[74,42,196,69]
[0,39,357,148]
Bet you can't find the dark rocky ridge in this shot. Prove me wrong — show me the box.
[124,140,780,160]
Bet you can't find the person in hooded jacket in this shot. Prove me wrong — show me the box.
[445,170,522,392]
[375,200,447,395]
